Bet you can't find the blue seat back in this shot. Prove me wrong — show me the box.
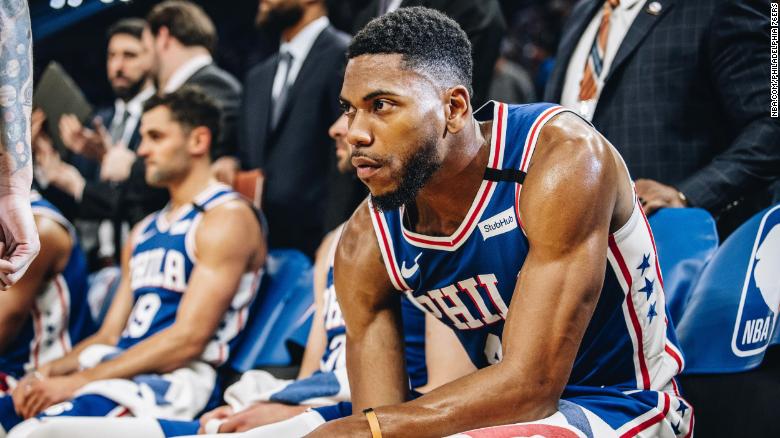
[649,208,718,325]
[677,205,780,374]
[229,249,314,372]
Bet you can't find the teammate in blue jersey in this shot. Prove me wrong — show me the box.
[4,87,266,438]
[0,192,94,434]
[309,7,693,438]
[20,114,474,438]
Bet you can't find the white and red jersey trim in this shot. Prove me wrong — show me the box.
[606,199,682,392]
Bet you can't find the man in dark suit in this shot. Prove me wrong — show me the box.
[39,18,168,267]
[145,0,242,163]
[237,0,350,257]
[349,0,506,107]
[545,0,779,233]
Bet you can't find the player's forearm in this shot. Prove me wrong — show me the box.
[44,329,120,376]
[79,325,206,382]
[350,361,559,437]
[346,319,408,412]
[0,0,33,193]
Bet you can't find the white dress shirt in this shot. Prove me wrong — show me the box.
[271,16,330,102]
[109,86,156,148]
[163,54,213,94]
[560,0,645,120]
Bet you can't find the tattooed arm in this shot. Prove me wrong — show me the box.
[0,0,39,289]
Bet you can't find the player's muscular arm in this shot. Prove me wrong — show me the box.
[309,113,631,437]
[0,216,69,354]
[81,202,265,381]
[336,203,408,411]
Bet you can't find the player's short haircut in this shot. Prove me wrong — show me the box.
[107,18,146,41]
[348,6,473,96]
[143,86,221,146]
[146,0,217,53]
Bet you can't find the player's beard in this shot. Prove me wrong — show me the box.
[371,136,442,212]
[255,1,303,35]
[112,74,146,102]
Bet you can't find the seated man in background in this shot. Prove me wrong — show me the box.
[4,87,266,438]
[0,192,96,435]
[25,115,475,438]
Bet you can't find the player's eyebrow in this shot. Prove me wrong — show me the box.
[339,90,402,107]
[361,90,400,101]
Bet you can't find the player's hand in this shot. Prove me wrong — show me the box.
[0,194,39,289]
[58,114,111,162]
[197,404,234,434]
[635,178,687,215]
[211,156,240,187]
[100,147,136,182]
[33,140,85,199]
[216,402,309,433]
[17,374,87,419]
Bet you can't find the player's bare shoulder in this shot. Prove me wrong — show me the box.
[197,197,266,269]
[334,199,395,297]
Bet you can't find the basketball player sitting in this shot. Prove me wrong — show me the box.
[26,114,476,438]
[308,7,692,438]
[0,192,95,435]
[5,87,266,438]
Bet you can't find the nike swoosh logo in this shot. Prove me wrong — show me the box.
[400,252,422,279]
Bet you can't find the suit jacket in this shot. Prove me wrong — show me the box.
[239,25,350,257]
[351,0,506,107]
[545,0,780,222]
[185,63,243,160]
[63,62,240,228]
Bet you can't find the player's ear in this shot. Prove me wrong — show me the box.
[444,85,470,135]
[188,126,212,156]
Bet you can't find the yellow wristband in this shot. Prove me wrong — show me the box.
[363,408,383,438]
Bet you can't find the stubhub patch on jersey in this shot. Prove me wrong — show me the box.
[731,205,780,357]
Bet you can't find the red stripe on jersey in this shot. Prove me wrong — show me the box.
[519,106,561,172]
[619,392,671,438]
[55,277,70,353]
[402,181,494,248]
[31,304,42,369]
[609,234,651,389]
[373,207,407,289]
[665,344,683,373]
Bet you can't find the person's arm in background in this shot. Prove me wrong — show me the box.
[0,215,71,354]
[639,0,780,214]
[298,230,338,378]
[414,313,477,394]
[0,0,40,287]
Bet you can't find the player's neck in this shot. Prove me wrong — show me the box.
[410,119,492,235]
[166,165,215,211]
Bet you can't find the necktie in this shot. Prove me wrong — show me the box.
[271,51,294,130]
[578,0,620,102]
[109,108,131,144]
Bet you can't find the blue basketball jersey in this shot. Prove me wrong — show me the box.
[118,184,262,366]
[0,193,94,379]
[369,102,684,392]
[320,226,347,373]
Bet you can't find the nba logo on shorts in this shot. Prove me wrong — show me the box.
[731,205,780,357]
